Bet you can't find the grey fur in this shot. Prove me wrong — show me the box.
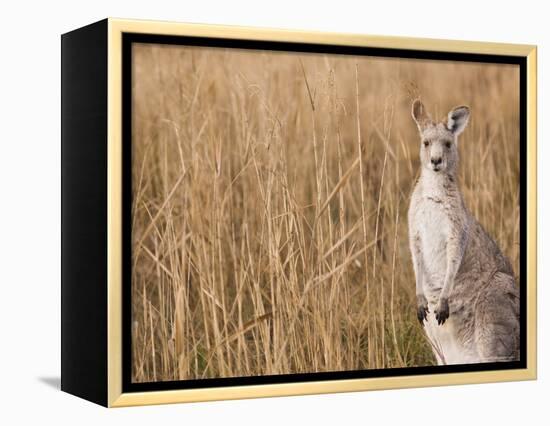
[408,99,519,365]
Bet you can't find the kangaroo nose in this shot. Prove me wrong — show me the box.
[431,157,442,166]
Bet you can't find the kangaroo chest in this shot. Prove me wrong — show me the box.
[415,195,452,290]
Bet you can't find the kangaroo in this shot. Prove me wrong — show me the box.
[408,99,520,365]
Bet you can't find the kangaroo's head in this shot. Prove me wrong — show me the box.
[411,99,470,175]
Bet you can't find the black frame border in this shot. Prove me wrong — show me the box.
[122,33,528,393]
[61,19,109,406]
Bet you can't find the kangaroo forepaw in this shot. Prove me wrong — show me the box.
[417,295,429,326]
[435,297,450,325]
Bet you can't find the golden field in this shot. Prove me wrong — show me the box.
[130,43,520,382]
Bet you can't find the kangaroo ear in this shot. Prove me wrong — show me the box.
[447,106,470,136]
[411,99,431,132]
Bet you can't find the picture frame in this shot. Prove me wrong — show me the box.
[61,18,537,407]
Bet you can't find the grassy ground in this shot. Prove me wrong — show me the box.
[130,43,520,382]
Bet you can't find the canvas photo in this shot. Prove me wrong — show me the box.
[129,41,521,384]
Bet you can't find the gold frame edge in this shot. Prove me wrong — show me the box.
[107,18,123,407]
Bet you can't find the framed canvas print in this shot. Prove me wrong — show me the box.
[61,18,537,407]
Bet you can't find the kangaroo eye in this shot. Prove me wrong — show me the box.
[445,141,452,148]
[423,140,430,147]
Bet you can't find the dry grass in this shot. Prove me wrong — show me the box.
[131,44,520,382]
